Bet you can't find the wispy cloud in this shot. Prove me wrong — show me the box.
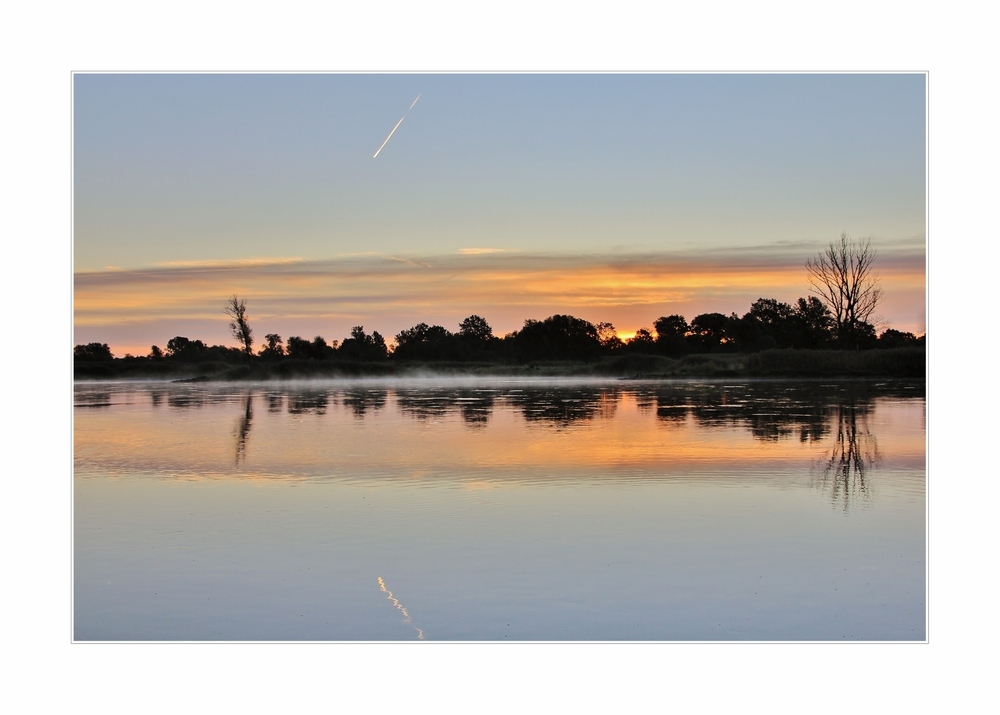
[153,257,305,270]
[74,246,926,355]
[459,248,507,255]
[386,256,434,268]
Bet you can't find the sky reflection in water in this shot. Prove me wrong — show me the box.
[74,379,925,641]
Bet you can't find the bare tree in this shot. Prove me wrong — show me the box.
[225,295,254,359]
[806,233,883,347]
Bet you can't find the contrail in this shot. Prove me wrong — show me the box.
[373,116,406,158]
[373,94,421,158]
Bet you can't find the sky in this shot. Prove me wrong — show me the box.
[73,73,926,354]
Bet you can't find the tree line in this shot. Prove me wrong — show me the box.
[75,235,925,366]
[74,299,922,366]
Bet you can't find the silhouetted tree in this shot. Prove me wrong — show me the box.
[259,333,285,358]
[789,296,834,348]
[746,298,793,331]
[688,313,736,352]
[513,315,601,361]
[850,321,878,349]
[735,298,795,351]
[626,328,657,353]
[370,332,388,357]
[286,336,311,360]
[74,343,114,361]
[225,295,254,359]
[653,314,689,356]
[393,323,457,361]
[395,323,452,346]
[806,233,883,348]
[312,336,337,360]
[877,329,919,348]
[340,326,388,361]
[595,322,624,352]
[166,336,207,359]
[148,345,164,360]
[284,335,338,360]
[458,315,493,342]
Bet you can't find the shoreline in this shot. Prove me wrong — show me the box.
[74,347,926,382]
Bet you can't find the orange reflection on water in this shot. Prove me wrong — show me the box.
[73,385,925,486]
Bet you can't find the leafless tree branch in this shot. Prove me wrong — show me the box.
[806,233,882,346]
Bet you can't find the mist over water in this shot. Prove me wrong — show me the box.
[74,378,925,640]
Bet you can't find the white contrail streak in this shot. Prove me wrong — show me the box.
[373,94,421,158]
[372,116,406,158]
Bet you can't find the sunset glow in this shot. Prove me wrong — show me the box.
[74,244,926,355]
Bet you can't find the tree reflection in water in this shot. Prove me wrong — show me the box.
[815,402,881,511]
[643,382,894,510]
[506,387,617,428]
[234,393,253,467]
[266,392,284,414]
[652,383,833,443]
[395,390,453,422]
[104,380,909,508]
[342,389,388,419]
[394,388,498,428]
[456,390,496,429]
[286,390,329,415]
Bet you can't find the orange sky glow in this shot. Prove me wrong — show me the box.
[74,247,926,356]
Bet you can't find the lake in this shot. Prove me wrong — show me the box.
[73,378,925,641]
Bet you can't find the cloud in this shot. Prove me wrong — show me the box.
[154,257,306,269]
[459,248,507,255]
[74,245,926,354]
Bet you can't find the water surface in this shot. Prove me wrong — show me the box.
[74,378,925,640]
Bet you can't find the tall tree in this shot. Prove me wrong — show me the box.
[225,295,254,359]
[806,234,883,347]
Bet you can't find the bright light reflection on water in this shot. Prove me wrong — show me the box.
[74,378,925,640]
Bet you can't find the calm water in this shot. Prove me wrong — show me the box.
[73,378,925,641]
